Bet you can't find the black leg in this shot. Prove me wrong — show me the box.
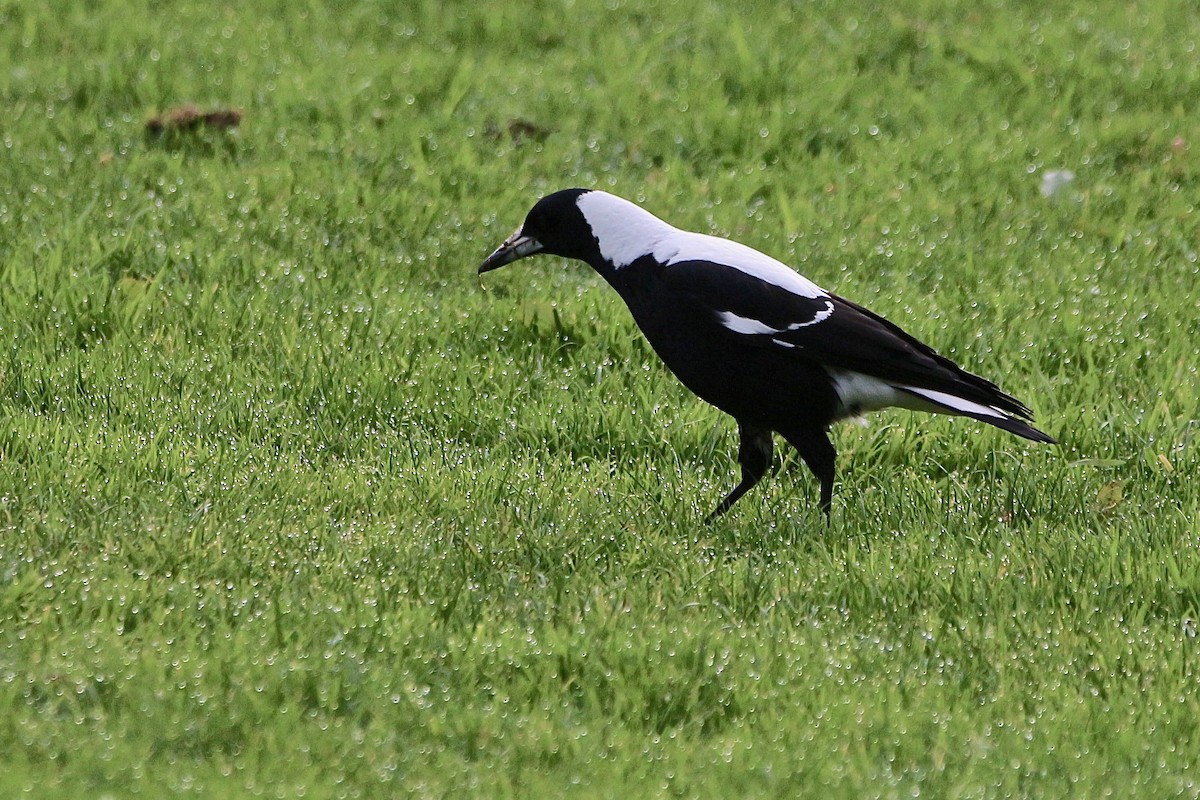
[704,422,774,523]
[781,428,837,524]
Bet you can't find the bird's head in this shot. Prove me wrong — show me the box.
[478,188,597,274]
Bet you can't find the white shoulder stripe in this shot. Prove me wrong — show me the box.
[576,191,828,301]
[668,232,827,300]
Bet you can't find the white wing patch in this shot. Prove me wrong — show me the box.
[716,299,835,338]
[576,191,828,301]
[717,311,780,335]
[787,298,835,328]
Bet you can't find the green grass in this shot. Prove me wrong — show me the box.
[2,0,1199,795]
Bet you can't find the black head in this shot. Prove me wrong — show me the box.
[478,188,598,273]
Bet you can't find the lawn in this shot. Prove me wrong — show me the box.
[2,0,1198,796]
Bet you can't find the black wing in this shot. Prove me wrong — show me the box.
[661,259,1036,419]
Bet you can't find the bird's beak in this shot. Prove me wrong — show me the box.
[478,230,543,274]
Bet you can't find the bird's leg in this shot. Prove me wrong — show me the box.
[704,423,773,523]
[781,429,837,525]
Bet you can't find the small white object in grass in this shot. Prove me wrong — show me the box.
[1040,169,1076,198]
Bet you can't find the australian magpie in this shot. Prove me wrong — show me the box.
[479,189,1055,522]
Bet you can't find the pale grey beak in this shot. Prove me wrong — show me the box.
[478,231,543,273]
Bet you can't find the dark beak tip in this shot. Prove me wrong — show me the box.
[478,254,507,274]
[477,234,542,276]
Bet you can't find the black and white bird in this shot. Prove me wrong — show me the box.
[479,189,1055,522]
